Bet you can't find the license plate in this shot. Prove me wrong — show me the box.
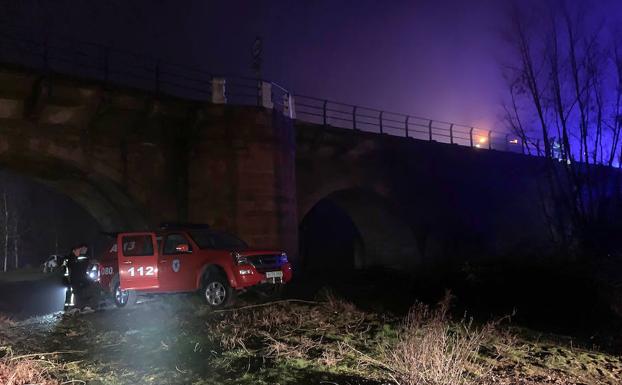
[265,271,283,279]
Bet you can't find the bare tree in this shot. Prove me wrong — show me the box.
[0,175,31,271]
[12,214,20,269]
[504,1,622,256]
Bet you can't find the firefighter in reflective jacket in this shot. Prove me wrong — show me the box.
[63,244,91,309]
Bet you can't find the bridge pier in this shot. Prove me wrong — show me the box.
[187,105,298,259]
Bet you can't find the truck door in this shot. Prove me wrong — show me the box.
[160,232,199,292]
[117,232,159,291]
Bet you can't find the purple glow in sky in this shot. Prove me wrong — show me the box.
[1,0,620,131]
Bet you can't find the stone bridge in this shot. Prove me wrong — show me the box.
[0,65,554,271]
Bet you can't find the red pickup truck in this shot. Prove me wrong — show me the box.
[87,225,293,309]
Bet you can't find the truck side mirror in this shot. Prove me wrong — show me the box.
[175,244,190,253]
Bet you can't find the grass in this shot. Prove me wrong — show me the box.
[204,293,388,380]
[1,292,621,384]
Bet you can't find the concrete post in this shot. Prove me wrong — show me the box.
[283,93,296,119]
[261,81,274,109]
[211,77,227,104]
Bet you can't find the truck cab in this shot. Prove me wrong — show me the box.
[91,225,293,308]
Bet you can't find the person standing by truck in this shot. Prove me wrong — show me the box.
[63,244,93,309]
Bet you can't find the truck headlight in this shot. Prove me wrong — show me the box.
[86,264,100,282]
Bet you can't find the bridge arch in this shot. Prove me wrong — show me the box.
[0,153,148,232]
[299,188,420,272]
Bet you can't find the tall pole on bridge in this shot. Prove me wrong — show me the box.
[252,36,263,107]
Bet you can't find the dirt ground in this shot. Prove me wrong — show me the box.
[1,289,622,385]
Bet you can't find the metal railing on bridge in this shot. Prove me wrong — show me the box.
[293,95,541,154]
[0,25,543,156]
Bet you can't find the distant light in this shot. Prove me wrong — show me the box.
[475,144,481,148]
[509,139,519,144]
[479,137,487,144]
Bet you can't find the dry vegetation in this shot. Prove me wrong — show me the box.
[0,347,61,385]
[0,313,16,327]
[204,293,385,375]
[378,295,495,385]
[202,292,502,384]
[1,293,621,384]
[0,315,60,385]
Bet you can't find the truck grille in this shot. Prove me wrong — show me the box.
[247,254,282,273]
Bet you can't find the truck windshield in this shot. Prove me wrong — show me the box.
[189,230,248,250]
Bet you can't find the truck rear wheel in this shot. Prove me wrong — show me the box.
[201,272,234,309]
[113,281,137,308]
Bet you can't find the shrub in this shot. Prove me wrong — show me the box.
[0,348,60,385]
[381,294,494,385]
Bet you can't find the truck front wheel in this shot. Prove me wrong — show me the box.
[202,272,234,309]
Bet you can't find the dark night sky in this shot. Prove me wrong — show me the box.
[1,0,621,131]
[2,0,618,131]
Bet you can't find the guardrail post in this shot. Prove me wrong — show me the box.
[379,111,384,134]
[488,131,492,150]
[322,100,327,126]
[260,81,274,109]
[283,93,295,119]
[449,124,454,144]
[428,120,433,141]
[469,127,474,147]
[405,116,409,138]
[352,106,357,130]
[155,61,160,96]
[211,77,227,104]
